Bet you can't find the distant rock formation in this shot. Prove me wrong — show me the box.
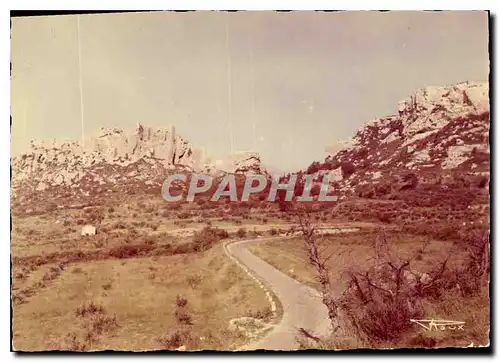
[315,80,489,196]
[213,152,263,175]
[11,125,266,206]
[12,125,195,190]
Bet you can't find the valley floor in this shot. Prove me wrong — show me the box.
[248,231,490,349]
[12,244,277,351]
[10,195,490,351]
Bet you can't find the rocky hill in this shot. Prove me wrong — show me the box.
[213,152,264,175]
[311,80,490,197]
[303,80,490,240]
[11,124,264,210]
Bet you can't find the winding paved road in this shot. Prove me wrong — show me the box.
[226,238,332,351]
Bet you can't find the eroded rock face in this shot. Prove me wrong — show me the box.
[233,152,263,174]
[319,81,490,196]
[397,81,489,137]
[212,152,263,175]
[11,125,266,207]
[12,125,195,191]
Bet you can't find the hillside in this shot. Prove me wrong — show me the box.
[304,80,490,241]
[311,81,488,187]
[11,125,264,212]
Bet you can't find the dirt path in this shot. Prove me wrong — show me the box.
[225,238,332,351]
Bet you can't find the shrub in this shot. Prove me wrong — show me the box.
[474,175,489,188]
[114,221,127,229]
[400,172,418,190]
[375,183,391,196]
[64,332,90,351]
[186,275,202,289]
[175,310,193,325]
[407,334,437,348]
[102,282,112,291]
[471,147,489,165]
[145,236,157,246]
[75,302,105,318]
[306,161,321,175]
[377,212,391,223]
[341,162,356,179]
[14,270,27,280]
[352,297,414,342]
[69,300,119,351]
[91,314,118,334]
[192,226,229,252]
[106,244,155,259]
[336,230,488,346]
[247,307,273,321]
[236,228,247,238]
[342,263,419,343]
[178,212,191,220]
[176,295,188,308]
[43,267,61,282]
[158,330,192,350]
[12,294,25,305]
[217,228,229,239]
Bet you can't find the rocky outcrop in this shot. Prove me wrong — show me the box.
[11,125,266,208]
[233,152,263,174]
[12,125,196,192]
[212,152,263,175]
[318,81,490,196]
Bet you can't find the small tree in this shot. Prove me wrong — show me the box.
[297,213,341,333]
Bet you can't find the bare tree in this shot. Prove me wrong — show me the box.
[297,213,341,333]
[466,230,490,279]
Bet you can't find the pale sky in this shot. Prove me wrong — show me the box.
[11,11,489,171]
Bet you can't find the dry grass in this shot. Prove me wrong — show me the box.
[12,244,274,351]
[12,184,488,350]
[249,229,489,348]
[249,229,458,292]
[10,198,294,259]
[11,194,296,351]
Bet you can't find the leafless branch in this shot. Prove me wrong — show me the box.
[297,212,341,333]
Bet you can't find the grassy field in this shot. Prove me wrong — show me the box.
[11,191,490,351]
[248,231,461,291]
[10,196,290,351]
[12,243,279,351]
[10,196,293,258]
[248,229,490,348]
